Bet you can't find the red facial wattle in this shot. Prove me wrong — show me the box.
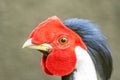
[41,47,77,76]
[28,16,87,76]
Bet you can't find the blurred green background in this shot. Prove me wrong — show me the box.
[0,0,119,80]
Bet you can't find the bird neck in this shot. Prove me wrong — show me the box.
[62,46,98,80]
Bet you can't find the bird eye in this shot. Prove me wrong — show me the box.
[58,37,68,45]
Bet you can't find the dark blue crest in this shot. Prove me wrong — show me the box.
[63,18,113,80]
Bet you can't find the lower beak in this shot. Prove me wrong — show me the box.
[22,39,52,53]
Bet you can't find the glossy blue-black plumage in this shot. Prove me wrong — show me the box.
[63,19,113,80]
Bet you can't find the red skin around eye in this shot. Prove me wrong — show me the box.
[29,16,87,76]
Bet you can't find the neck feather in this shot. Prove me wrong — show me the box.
[62,46,97,80]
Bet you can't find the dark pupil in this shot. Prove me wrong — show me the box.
[61,38,66,43]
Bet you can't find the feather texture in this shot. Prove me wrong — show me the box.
[63,18,113,80]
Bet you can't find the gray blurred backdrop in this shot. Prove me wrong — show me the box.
[0,0,119,80]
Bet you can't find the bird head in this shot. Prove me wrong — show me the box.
[22,16,87,76]
[22,16,112,80]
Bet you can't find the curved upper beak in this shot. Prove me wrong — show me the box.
[22,39,52,53]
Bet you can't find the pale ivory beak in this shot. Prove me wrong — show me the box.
[22,39,52,52]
